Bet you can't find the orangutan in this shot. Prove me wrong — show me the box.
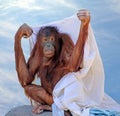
[14,10,90,115]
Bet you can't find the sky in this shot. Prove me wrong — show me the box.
[0,0,120,115]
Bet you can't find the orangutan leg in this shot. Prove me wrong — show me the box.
[24,84,53,114]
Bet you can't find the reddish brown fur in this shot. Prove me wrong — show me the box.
[14,12,90,114]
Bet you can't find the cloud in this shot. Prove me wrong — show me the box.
[0,20,18,39]
[95,29,119,42]
[92,15,120,25]
[0,67,18,83]
[0,20,17,31]
[0,0,45,11]
[54,0,78,9]
[0,11,8,17]
[35,0,78,10]
[0,30,13,39]
[0,51,14,64]
[108,0,120,14]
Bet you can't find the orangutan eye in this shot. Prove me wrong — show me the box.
[42,37,47,42]
[50,37,55,41]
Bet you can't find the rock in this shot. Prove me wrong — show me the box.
[5,105,52,116]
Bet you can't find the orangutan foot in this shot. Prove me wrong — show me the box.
[32,103,52,114]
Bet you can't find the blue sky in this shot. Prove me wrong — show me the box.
[0,0,120,115]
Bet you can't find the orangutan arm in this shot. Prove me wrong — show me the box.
[68,10,90,72]
[14,24,39,87]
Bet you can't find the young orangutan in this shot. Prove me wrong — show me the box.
[14,10,90,115]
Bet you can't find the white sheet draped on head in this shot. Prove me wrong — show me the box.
[30,15,120,116]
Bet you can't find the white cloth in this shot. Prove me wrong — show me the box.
[30,15,120,116]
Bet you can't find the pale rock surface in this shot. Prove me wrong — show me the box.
[5,105,52,116]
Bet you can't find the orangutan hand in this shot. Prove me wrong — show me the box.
[77,9,90,26]
[16,23,33,39]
